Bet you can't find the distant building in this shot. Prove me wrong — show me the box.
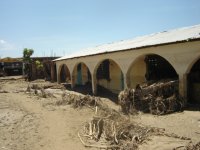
[29,57,59,81]
[0,57,23,76]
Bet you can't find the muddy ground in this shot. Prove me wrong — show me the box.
[0,76,199,150]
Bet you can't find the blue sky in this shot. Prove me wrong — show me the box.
[0,0,200,58]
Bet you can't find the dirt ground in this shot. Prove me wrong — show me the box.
[0,76,199,150]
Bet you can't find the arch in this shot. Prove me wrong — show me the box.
[71,62,92,93]
[94,59,124,94]
[187,56,200,104]
[186,55,200,74]
[127,53,178,89]
[58,64,71,83]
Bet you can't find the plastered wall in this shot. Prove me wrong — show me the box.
[55,40,200,99]
[97,60,123,94]
[127,55,146,89]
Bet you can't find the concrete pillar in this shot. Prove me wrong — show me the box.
[179,73,188,101]
[71,74,75,89]
[123,72,128,89]
[92,73,97,95]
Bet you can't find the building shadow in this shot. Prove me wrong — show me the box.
[184,103,200,111]
[63,82,93,95]
[96,85,119,104]
[62,83,119,104]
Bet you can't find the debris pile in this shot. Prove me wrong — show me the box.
[119,80,185,115]
[78,106,190,150]
[26,84,55,98]
[25,85,190,149]
[56,92,102,108]
[27,82,65,90]
[78,108,154,149]
[186,142,200,150]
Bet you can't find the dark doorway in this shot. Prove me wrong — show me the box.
[60,64,70,83]
[187,58,200,105]
[145,54,178,81]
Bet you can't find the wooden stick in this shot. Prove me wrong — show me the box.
[78,132,120,149]
[89,122,92,136]
[95,106,98,115]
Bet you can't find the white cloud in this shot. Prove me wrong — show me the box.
[0,40,6,44]
[0,39,15,50]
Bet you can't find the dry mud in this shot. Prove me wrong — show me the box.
[0,76,199,150]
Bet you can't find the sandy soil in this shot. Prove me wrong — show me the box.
[0,76,199,150]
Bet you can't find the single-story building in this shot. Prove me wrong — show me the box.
[0,57,23,76]
[54,24,200,104]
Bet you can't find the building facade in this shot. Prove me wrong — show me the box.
[54,25,200,104]
[0,57,23,76]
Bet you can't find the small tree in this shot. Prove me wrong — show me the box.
[35,60,43,69]
[23,48,34,81]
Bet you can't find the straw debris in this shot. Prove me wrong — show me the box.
[118,80,185,115]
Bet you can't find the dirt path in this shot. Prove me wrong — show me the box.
[4,93,96,150]
[0,79,95,150]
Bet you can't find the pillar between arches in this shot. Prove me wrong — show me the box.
[71,74,75,89]
[179,73,188,102]
[91,73,97,95]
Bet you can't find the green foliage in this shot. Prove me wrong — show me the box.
[35,60,43,69]
[23,48,34,62]
[22,48,34,80]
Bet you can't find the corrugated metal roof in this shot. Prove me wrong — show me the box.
[55,24,200,61]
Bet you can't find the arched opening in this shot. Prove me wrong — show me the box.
[59,64,71,83]
[187,58,200,105]
[72,62,92,94]
[95,59,124,95]
[127,54,178,89]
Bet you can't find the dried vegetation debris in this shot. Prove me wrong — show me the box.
[185,142,200,150]
[57,92,102,108]
[119,80,185,115]
[79,116,155,149]
[78,106,190,150]
[27,82,64,90]
[26,83,57,98]
[20,80,195,149]
[59,91,190,149]
[173,141,200,150]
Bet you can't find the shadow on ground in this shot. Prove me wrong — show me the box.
[63,83,118,104]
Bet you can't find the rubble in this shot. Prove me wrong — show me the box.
[56,92,102,109]
[59,90,190,149]
[185,142,200,150]
[78,105,190,150]
[26,84,56,98]
[119,80,185,115]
